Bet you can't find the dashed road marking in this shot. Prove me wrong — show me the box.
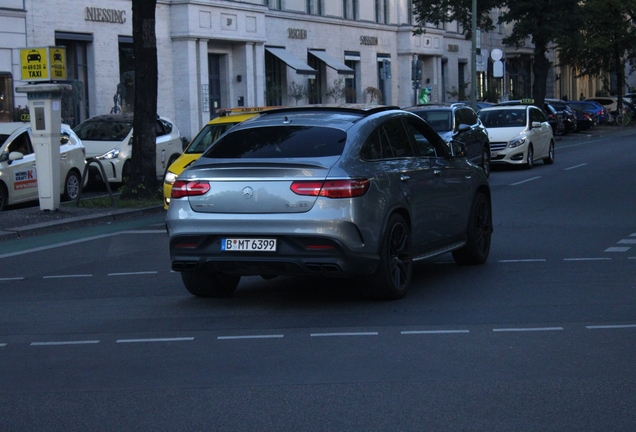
[310,332,378,337]
[43,274,92,279]
[401,330,469,335]
[586,324,636,329]
[0,277,24,281]
[618,239,636,244]
[499,259,546,263]
[564,257,612,261]
[116,337,194,343]
[31,340,100,346]
[108,271,158,276]
[218,334,284,340]
[492,327,564,332]
[564,163,588,170]
[605,247,631,252]
[510,176,542,186]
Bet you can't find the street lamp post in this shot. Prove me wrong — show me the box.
[471,0,477,110]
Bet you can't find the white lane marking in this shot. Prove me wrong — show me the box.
[493,327,564,332]
[630,257,636,260]
[116,337,194,343]
[618,239,636,244]
[108,271,158,276]
[217,334,284,340]
[310,332,378,337]
[604,247,631,252]
[564,257,612,261]
[510,176,542,186]
[0,277,25,281]
[499,259,546,263]
[0,230,165,259]
[31,340,100,346]
[564,163,588,171]
[630,233,636,237]
[586,324,636,329]
[43,274,92,279]
[401,330,469,335]
[0,343,7,347]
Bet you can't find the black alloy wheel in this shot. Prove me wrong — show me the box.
[452,192,492,265]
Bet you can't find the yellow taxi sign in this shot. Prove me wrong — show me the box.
[19,46,67,82]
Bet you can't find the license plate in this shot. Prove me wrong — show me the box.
[221,238,277,252]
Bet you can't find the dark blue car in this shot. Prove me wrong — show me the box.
[566,101,608,124]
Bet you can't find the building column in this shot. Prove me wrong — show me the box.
[254,43,265,106]
[172,38,205,141]
[198,39,209,127]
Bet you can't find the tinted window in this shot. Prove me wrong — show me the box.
[74,120,133,141]
[360,128,393,160]
[530,108,546,123]
[411,110,452,132]
[0,134,9,146]
[6,132,33,155]
[406,121,437,157]
[456,108,477,127]
[186,123,238,154]
[479,109,526,128]
[204,126,347,159]
[382,119,415,158]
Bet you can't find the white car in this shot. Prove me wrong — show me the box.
[73,113,183,184]
[478,104,555,169]
[0,122,86,211]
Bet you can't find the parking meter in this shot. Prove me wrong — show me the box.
[16,83,71,211]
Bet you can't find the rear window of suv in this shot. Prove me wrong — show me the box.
[203,126,347,159]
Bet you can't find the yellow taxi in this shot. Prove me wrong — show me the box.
[163,107,275,208]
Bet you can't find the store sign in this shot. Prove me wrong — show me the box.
[287,28,307,39]
[19,46,67,82]
[447,44,459,52]
[85,7,126,24]
[360,36,378,46]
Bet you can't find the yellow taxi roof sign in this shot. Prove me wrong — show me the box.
[19,46,67,82]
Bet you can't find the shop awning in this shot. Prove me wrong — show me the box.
[308,50,355,75]
[265,47,317,75]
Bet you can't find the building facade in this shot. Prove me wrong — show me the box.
[0,0,611,141]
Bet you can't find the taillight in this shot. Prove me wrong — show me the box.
[290,179,370,198]
[171,180,210,199]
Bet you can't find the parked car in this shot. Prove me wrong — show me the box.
[163,107,274,209]
[566,100,607,124]
[0,122,86,211]
[586,97,617,114]
[498,100,565,136]
[404,103,491,177]
[73,113,182,184]
[478,104,555,169]
[167,104,492,300]
[570,107,595,131]
[545,99,578,133]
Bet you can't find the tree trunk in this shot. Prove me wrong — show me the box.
[121,0,158,200]
[532,43,551,111]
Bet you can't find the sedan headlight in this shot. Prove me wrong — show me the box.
[97,148,120,159]
[508,137,527,148]
[164,170,178,185]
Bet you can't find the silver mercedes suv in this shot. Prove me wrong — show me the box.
[167,104,492,300]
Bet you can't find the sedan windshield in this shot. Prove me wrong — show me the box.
[74,120,133,142]
[479,109,527,128]
[204,126,347,159]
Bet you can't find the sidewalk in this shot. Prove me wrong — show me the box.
[0,201,165,241]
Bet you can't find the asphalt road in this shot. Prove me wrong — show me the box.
[1,128,635,431]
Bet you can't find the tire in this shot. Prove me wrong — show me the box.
[358,214,412,300]
[121,160,131,182]
[181,270,241,298]
[543,140,555,165]
[452,192,492,265]
[481,146,491,178]
[0,182,8,212]
[526,145,534,169]
[62,170,81,201]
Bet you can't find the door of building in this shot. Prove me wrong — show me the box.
[209,54,221,119]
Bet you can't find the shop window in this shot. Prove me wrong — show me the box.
[345,60,358,103]
[117,37,135,113]
[0,72,14,123]
[265,51,284,106]
[55,32,92,127]
[307,54,323,104]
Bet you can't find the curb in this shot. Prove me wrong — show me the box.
[0,206,165,241]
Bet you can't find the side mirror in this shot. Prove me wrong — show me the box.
[8,151,24,164]
[450,141,467,158]
[531,121,541,129]
[456,123,471,133]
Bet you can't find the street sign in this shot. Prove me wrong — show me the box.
[19,47,67,82]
